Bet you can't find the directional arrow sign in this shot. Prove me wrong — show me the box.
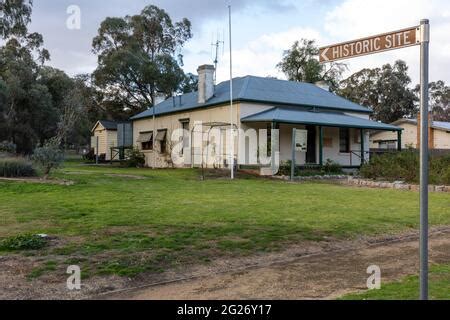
[319,26,421,63]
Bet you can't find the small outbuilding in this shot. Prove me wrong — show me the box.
[370,116,450,150]
[91,120,118,161]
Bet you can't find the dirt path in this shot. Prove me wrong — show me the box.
[1,228,449,300]
[102,229,450,300]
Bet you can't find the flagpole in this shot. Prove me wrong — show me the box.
[228,5,234,180]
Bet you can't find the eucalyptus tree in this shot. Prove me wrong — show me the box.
[339,60,418,123]
[277,39,346,92]
[92,5,193,113]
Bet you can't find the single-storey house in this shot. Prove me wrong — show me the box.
[370,116,450,150]
[130,65,401,173]
[91,120,118,161]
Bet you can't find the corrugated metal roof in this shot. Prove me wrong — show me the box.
[241,107,401,131]
[130,76,371,120]
[432,121,450,131]
[393,119,450,131]
[98,120,118,130]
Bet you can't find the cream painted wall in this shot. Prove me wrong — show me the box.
[93,124,107,158]
[132,102,371,168]
[370,122,450,149]
[370,122,421,149]
[92,123,118,161]
[133,103,241,168]
[433,129,450,149]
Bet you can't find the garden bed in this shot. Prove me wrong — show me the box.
[0,177,74,186]
[275,174,349,181]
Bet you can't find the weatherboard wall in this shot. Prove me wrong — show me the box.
[370,122,450,149]
[132,102,241,168]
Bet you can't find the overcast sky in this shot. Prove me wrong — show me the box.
[29,0,450,85]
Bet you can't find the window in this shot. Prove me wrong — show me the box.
[339,128,350,153]
[156,130,167,154]
[137,132,153,150]
[142,141,153,151]
[180,120,190,155]
[379,141,397,150]
[267,124,272,155]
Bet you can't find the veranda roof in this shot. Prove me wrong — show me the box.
[241,107,402,131]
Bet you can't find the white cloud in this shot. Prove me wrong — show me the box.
[213,27,326,82]
[323,0,450,84]
[186,0,450,87]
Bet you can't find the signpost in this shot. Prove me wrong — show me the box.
[319,26,420,63]
[320,20,430,300]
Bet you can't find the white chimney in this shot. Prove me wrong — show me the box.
[197,64,215,104]
[315,80,330,92]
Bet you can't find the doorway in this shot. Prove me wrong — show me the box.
[306,125,316,164]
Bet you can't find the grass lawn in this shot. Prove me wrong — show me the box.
[1,160,450,277]
[342,264,450,300]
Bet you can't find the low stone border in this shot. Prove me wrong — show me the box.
[275,175,349,181]
[346,176,450,192]
[0,177,74,186]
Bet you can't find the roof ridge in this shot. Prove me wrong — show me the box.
[238,76,252,99]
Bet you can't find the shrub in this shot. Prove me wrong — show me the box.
[124,148,146,168]
[360,150,450,185]
[0,141,16,155]
[82,148,96,161]
[0,234,47,251]
[360,151,419,183]
[278,160,343,177]
[430,154,450,185]
[32,139,64,179]
[323,159,343,174]
[0,157,36,178]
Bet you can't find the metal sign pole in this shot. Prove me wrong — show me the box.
[291,129,296,181]
[319,19,430,301]
[419,18,430,301]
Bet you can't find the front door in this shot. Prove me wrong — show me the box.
[306,126,316,164]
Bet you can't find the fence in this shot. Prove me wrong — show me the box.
[370,148,450,158]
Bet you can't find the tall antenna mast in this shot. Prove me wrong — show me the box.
[228,5,234,180]
[211,35,224,85]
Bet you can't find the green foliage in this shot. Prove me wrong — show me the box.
[92,5,193,112]
[0,2,102,154]
[415,81,450,121]
[277,39,346,92]
[278,159,342,176]
[27,261,57,279]
[341,263,450,300]
[0,141,16,154]
[0,0,33,39]
[32,139,64,177]
[0,234,47,251]
[339,60,418,123]
[360,151,450,185]
[0,157,36,177]
[124,148,146,168]
[322,159,344,174]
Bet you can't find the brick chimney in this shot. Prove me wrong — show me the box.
[197,65,215,104]
[315,80,331,92]
[417,112,434,149]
